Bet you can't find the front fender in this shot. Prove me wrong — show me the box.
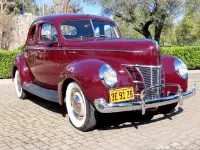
[13,54,34,86]
[58,59,133,105]
[161,54,188,95]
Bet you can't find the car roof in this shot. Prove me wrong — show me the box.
[33,14,115,24]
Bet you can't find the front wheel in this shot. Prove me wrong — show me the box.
[14,70,27,99]
[65,82,97,132]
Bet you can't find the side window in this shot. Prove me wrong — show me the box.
[104,25,111,38]
[104,25,117,38]
[40,23,57,42]
[94,27,100,36]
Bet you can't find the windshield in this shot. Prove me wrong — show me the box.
[61,20,94,40]
[60,20,120,40]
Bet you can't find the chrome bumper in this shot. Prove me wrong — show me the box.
[94,84,196,115]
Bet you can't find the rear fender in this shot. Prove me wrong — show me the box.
[12,54,34,86]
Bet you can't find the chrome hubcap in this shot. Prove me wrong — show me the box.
[71,90,85,120]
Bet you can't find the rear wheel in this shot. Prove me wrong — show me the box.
[14,70,27,99]
[65,82,97,132]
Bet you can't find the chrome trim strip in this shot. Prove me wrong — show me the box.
[132,81,144,84]
[94,84,196,114]
[24,46,145,53]
[122,64,162,68]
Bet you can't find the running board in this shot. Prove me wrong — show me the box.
[23,83,59,103]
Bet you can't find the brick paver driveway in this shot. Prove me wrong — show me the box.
[0,72,199,150]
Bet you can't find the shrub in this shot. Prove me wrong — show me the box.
[161,46,200,70]
[0,47,21,79]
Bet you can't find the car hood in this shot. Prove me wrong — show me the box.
[63,38,160,66]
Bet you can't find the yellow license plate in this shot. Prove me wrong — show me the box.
[109,87,134,103]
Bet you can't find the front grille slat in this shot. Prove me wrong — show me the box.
[123,65,164,100]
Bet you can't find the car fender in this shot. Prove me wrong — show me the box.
[58,59,133,105]
[161,54,188,96]
[12,54,34,86]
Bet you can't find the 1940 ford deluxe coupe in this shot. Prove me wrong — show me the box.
[13,14,196,131]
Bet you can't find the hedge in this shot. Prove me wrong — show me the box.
[0,48,21,79]
[0,46,199,79]
[161,46,200,70]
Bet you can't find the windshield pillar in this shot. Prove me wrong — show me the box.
[90,20,96,37]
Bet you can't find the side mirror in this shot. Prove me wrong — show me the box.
[125,32,131,38]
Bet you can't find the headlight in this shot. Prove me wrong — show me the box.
[153,40,159,52]
[174,58,188,79]
[99,64,118,87]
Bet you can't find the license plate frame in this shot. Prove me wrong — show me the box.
[109,87,134,103]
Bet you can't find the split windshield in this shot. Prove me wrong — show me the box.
[60,20,120,40]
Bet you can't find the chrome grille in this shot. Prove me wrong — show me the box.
[137,66,161,100]
[123,65,164,100]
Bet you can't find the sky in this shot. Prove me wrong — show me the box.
[35,0,102,16]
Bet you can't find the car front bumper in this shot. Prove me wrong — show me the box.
[94,84,196,115]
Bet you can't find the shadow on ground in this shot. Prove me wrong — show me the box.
[96,107,183,130]
[28,94,67,117]
[27,94,183,131]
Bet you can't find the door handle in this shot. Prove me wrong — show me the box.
[69,51,76,54]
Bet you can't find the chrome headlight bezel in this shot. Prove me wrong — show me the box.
[174,58,188,79]
[99,64,118,88]
[153,40,159,52]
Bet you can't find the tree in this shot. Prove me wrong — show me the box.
[0,0,39,15]
[84,0,185,43]
[0,0,15,14]
[39,0,82,16]
[176,11,200,45]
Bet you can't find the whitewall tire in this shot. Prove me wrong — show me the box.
[14,70,27,99]
[66,82,97,131]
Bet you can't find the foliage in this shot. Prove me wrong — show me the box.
[175,9,200,45]
[0,47,21,79]
[161,46,200,70]
[38,0,82,16]
[0,0,39,15]
[118,24,143,39]
[84,0,185,43]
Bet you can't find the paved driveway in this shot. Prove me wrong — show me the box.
[0,73,199,150]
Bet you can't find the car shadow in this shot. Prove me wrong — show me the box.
[28,95,67,117]
[27,95,183,130]
[96,107,183,130]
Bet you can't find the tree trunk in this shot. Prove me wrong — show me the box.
[154,15,166,44]
[143,30,152,39]
[154,26,162,44]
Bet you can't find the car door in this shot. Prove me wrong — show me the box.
[24,22,37,79]
[35,22,60,90]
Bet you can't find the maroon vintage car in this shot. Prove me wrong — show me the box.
[13,14,196,131]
